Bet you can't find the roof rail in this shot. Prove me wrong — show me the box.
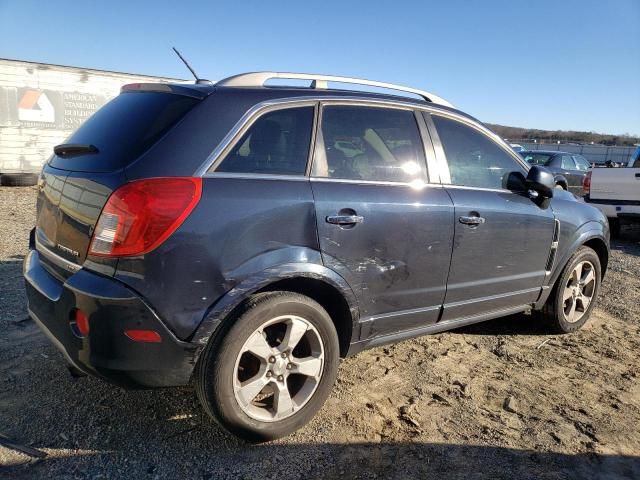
[215,72,454,108]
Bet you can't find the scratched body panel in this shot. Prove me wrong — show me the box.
[311,180,455,337]
[114,176,320,340]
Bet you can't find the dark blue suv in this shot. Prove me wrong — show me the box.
[23,72,609,441]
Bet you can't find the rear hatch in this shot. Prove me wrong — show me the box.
[35,88,201,277]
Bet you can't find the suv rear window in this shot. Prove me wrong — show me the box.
[50,92,199,172]
[522,153,553,165]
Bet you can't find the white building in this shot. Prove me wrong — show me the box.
[0,58,181,175]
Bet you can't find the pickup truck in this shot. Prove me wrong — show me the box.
[584,146,640,236]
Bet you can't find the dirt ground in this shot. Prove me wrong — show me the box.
[1,186,638,479]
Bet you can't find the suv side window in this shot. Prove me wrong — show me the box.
[431,115,525,190]
[573,155,590,171]
[216,106,314,175]
[312,106,426,183]
[560,155,576,170]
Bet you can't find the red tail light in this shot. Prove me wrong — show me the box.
[89,177,202,257]
[583,171,592,195]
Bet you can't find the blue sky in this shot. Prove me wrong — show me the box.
[1,0,639,135]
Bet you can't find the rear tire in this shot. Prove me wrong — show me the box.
[195,292,340,442]
[540,246,601,333]
[0,173,38,187]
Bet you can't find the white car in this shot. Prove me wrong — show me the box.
[584,146,640,235]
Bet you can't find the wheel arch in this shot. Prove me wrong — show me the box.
[257,277,354,357]
[583,237,609,279]
[190,263,359,359]
[554,174,568,190]
[535,224,609,309]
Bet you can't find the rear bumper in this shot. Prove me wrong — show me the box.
[23,249,198,388]
[584,197,640,221]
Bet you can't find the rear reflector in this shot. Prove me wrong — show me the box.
[71,309,90,337]
[89,177,202,257]
[125,329,162,343]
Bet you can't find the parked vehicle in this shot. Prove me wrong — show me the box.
[628,146,640,168]
[23,72,609,441]
[584,146,640,236]
[520,150,591,194]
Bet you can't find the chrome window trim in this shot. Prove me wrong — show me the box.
[310,176,439,189]
[35,235,82,273]
[428,110,530,171]
[310,102,429,184]
[308,102,327,177]
[194,95,517,178]
[425,111,530,193]
[415,111,440,184]
[202,172,310,182]
[422,112,451,184]
[444,184,518,194]
[304,103,321,177]
[194,98,318,176]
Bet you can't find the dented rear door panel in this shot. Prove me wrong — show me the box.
[312,180,455,337]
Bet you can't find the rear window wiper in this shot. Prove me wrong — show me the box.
[53,144,99,158]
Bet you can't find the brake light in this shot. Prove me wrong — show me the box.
[89,178,202,257]
[583,171,592,195]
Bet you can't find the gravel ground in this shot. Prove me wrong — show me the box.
[1,186,639,479]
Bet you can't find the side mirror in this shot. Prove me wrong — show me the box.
[526,166,555,199]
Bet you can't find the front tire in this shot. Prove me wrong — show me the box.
[195,292,339,442]
[540,246,601,333]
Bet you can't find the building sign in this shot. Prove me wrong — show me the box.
[18,89,56,123]
[63,91,107,128]
[0,87,108,130]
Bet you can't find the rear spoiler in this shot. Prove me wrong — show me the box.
[121,83,213,100]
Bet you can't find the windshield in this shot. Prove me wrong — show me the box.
[521,152,553,166]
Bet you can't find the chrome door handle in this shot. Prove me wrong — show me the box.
[459,215,485,226]
[326,215,364,225]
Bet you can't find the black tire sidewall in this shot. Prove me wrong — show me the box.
[551,247,601,333]
[197,292,340,442]
[0,173,38,187]
[608,218,621,238]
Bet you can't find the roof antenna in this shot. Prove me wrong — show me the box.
[172,47,211,84]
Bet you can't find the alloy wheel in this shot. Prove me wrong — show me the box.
[562,260,596,323]
[232,315,324,422]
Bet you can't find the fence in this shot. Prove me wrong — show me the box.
[511,142,636,165]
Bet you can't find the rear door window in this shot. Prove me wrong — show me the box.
[560,155,577,170]
[431,115,525,190]
[522,153,553,166]
[50,92,199,172]
[216,107,314,175]
[573,155,590,171]
[312,106,427,183]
